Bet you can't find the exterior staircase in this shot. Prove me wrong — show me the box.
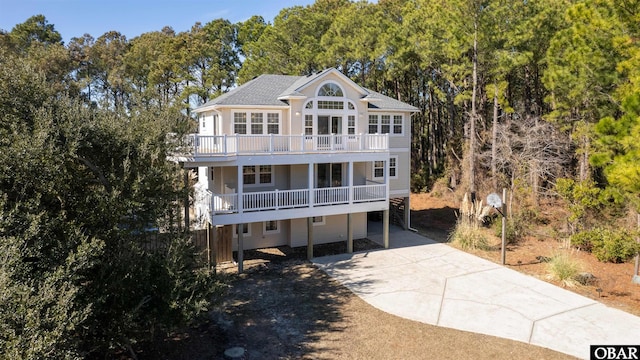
[389,197,406,229]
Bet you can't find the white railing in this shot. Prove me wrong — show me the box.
[209,184,385,215]
[314,186,349,206]
[242,189,309,212]
[277,189,309,209]
[212,193,238,212]
[353,184,387,203]
[187,133,388,156]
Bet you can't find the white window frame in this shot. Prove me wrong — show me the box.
[389,155,398,179]
[263,220,280,235]
[267,113,279,134]
[372,160,385,180]
[393,115,403,135]
[312,216,325,226]
[317,82,344,97]
[368,113,404,136]
[233,111,281,135]
[304,114,313,137]
[233,223,251,238]
[251,112,264,134]
[233,112,247,134]
[243,165,274,187]
[302,86,357,139]
[347,115,356,137]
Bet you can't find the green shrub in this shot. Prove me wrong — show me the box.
[593,231,640,263]
[570,227,640,263]
[556,178,626,230]
[545,252,583,287]
[494,214,528,245]
[570,230,595,252]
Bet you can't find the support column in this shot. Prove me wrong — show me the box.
[237,223,244,273]
[308,162,314,208]
[236,164,244,274]
[383,209,389,249]
[347,213,353,253]
[237,165,244,213]
[348,161,353,204]
[383,153,390,248]
[207,223,212,270]
[347,160,354,253]
[307,217,314,260]
[403,196,410,231]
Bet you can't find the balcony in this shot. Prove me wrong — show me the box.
[182,133,389,157]
[202,183,388,225]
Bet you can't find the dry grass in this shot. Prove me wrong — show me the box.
[449,193,490,250]
[545,251,584,287]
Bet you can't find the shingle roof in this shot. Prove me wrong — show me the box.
[365,91,420,112]
[194,69,419,112]
[199,74,300,107]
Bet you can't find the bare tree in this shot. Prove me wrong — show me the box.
[480,115,572,208]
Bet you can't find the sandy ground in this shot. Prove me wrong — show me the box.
[133,191,638,359]
[410,192,640,317]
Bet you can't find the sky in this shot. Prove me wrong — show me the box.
[0,0,317,43]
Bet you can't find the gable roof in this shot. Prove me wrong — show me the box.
[194,68,419,113]
[199,74,299,108]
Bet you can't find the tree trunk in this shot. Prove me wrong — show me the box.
[491,84,499,191]
[579,131,590,181]
[469,17,478,201]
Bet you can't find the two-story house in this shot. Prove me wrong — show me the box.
[178,68,418,272]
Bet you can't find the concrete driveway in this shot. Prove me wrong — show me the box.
[312,228,640,359]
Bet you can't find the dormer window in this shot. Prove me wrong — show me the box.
[318,83,343,97]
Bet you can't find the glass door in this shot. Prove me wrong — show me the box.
[316,163,343,188]
[331,116,342,148]
[317,115,342,149]
[317,115,330,149]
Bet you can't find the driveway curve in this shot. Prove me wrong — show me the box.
[312,229,640,359]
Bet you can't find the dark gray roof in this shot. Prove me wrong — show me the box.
[195,69,419,112]
[365,91,420,112]
[278,69,330,98]
[199,74,300,107]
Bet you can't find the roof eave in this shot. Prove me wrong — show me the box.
[277,95,307,101]
[194,104,291,113]
[193,104,220,113]
[368,107,420,113]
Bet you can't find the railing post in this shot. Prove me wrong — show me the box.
[348,161,353,204]
[237,165,243,214]
[270,133,274,153]
[275,189,279,210]
[223,134,227,155]
[360,133,364,150]
[330,133,335,150]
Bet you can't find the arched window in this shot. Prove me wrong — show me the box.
[317,83,343,97]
